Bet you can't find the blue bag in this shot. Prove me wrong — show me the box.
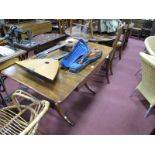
[61,39,102,73]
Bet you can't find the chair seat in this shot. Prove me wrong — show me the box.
[117,40,122,47]
[132,27,142,31]
[0,89,50,135]
[0,107,29,135]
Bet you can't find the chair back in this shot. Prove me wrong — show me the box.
[58,19,72,34]
[109,25,123,61]
[121,23,133,49]
[144,36,155,56]
[0,89,49,135]
[139,52,155,105]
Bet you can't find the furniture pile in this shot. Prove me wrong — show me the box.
[0,19,146,134]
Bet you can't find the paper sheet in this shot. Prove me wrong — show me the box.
[0,46,15,56]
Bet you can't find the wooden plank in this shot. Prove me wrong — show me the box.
[0,58,19,71]
[0,46,26,63]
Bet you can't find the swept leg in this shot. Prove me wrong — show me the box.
[109,62,113,75]
[105,67,110,84]
[144,105,153,118]
[105,60,110,84]
[119,48,122,60]
[54,102,74,126]
[85,82,96,95]
[0,75,11,102]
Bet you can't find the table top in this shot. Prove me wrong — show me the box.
[0,58,19,71]
[65,26,116,42]
[0,46,26,63]
[1,42,112,103]
[32,33,66,45]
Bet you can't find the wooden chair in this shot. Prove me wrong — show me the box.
[58,19,72,34]
[61,19,94,37]
[108,26,124,73]
[116,23,133,60]
[0,89,49,135]
[131,52,155,118]
[97,26,123,83]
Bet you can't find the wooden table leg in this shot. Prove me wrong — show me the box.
[85,82,96,95]
[54,102,74,126]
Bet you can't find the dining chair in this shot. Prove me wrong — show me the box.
[108,25,124,72]
[0,89,49,135]
[97,25,124,84]
[58,19,73,34]
[116,23,133,60]
[131,52,155,118]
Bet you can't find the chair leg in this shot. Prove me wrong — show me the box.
[0,76,10,101]
[105,66,110,84]
[144,105,153,118]
[130,89,137,97]
[0,93,7,107]
[135,68,142,76]
[85,82,96,95]
[105,60,110,84]
[119,47,122,60]
[109,62,113,75]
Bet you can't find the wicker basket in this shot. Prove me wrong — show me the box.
[0,89,49,135]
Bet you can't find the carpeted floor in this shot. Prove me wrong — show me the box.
[2,37,155,134]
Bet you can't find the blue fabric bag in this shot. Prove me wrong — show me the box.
[61,39,102,73]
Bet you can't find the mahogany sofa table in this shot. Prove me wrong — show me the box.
[1,42,112,125]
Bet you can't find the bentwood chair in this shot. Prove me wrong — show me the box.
[131,52,155,118]
[0,89,49,135]
[144,36,155,56]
